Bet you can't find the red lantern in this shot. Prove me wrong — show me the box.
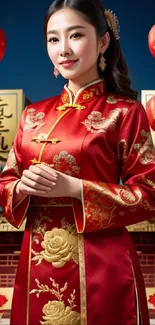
[146,96,155,131]
[0,29,6,61]
[148,25,155,58]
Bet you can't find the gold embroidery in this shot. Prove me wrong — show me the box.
[84,182,143,231]
[56,103,85,111]
[81,109,121,134]
[61,93,70,104]
[32,218,79,267]
[3,146,20,175]
[82,92,93,100]
[53,151,80,176]
[106,95,123,104]
[134,130,155,165]
[32,214,53,244]
[142,176,155,189]
[30,278,80,325]
[24,108,45,133]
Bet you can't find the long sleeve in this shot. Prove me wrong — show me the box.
[73,102,155,233]
[0,108,30,228]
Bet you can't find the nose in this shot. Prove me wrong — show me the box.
[60,39,72,57]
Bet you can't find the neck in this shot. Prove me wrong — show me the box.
[68,69,100,95]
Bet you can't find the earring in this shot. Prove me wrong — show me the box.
[54,67,60,78]
[99,54,106,71]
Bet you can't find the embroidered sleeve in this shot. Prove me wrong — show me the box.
[0,108,30,228]
[72,102,155,233]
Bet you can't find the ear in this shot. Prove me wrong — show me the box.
[99,32,110,54]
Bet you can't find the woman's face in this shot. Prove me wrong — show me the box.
[46,7,108,89]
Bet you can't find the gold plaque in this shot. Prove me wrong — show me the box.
[0,89,30,165]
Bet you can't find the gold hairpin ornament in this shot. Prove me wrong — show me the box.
[104,9,120,40]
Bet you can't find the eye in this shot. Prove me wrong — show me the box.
[48,37,58,43]
[71,33,82,39]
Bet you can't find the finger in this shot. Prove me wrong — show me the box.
[23,169,57,188]
[29,165,58,181]
[19,183,47,196]
[21,175,56,191]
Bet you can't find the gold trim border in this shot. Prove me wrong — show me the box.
[26,225,32,325]
[78,234,87,325]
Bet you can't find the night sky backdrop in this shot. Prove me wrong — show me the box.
[0,0,155,102]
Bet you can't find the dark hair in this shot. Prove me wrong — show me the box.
[44,0,138,100]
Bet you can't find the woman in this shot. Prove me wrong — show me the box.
[0,0,155,324]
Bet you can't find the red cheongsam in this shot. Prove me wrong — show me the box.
[1,79,155,325]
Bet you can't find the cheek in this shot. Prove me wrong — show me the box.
[47,45,58,64]
[76,39,97,58]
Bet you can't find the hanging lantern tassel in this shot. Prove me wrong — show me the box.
[146,96,155,131]
[148,25,155,58]
[0,29,6,61]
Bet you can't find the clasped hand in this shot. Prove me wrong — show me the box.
[16,164,81,200]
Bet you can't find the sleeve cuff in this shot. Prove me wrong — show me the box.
[2,180,30,229]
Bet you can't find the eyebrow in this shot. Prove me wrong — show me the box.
[47,25,86,35]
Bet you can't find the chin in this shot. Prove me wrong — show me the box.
[61,70,83,81]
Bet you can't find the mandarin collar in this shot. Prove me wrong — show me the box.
[57,79,106,111]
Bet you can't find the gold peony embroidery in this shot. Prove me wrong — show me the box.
[3,146,20,175]
[32,218,79,267]
[81,109,122,134]
[30,278,80,325]
[24,108,45,133]
[134,130,155,165]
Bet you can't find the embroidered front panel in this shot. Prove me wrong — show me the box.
[30,278,80,325]
[29,207,81,324]
[32,217,79,267]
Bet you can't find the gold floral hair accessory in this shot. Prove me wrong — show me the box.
[104,9,120,40]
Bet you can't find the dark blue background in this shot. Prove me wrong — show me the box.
[0,0,155,102]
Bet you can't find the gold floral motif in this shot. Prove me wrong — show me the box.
[81,109,121,134]
[41,301,80,325]
[61,93,70,104]
[3,146,20,175]
[24,108,45,133]
[90,87,99,95]
[30,278,80,325]
[32,218,79,267]
[134,130,155,165]
[82,92,93,100]
[53,151,80,176]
